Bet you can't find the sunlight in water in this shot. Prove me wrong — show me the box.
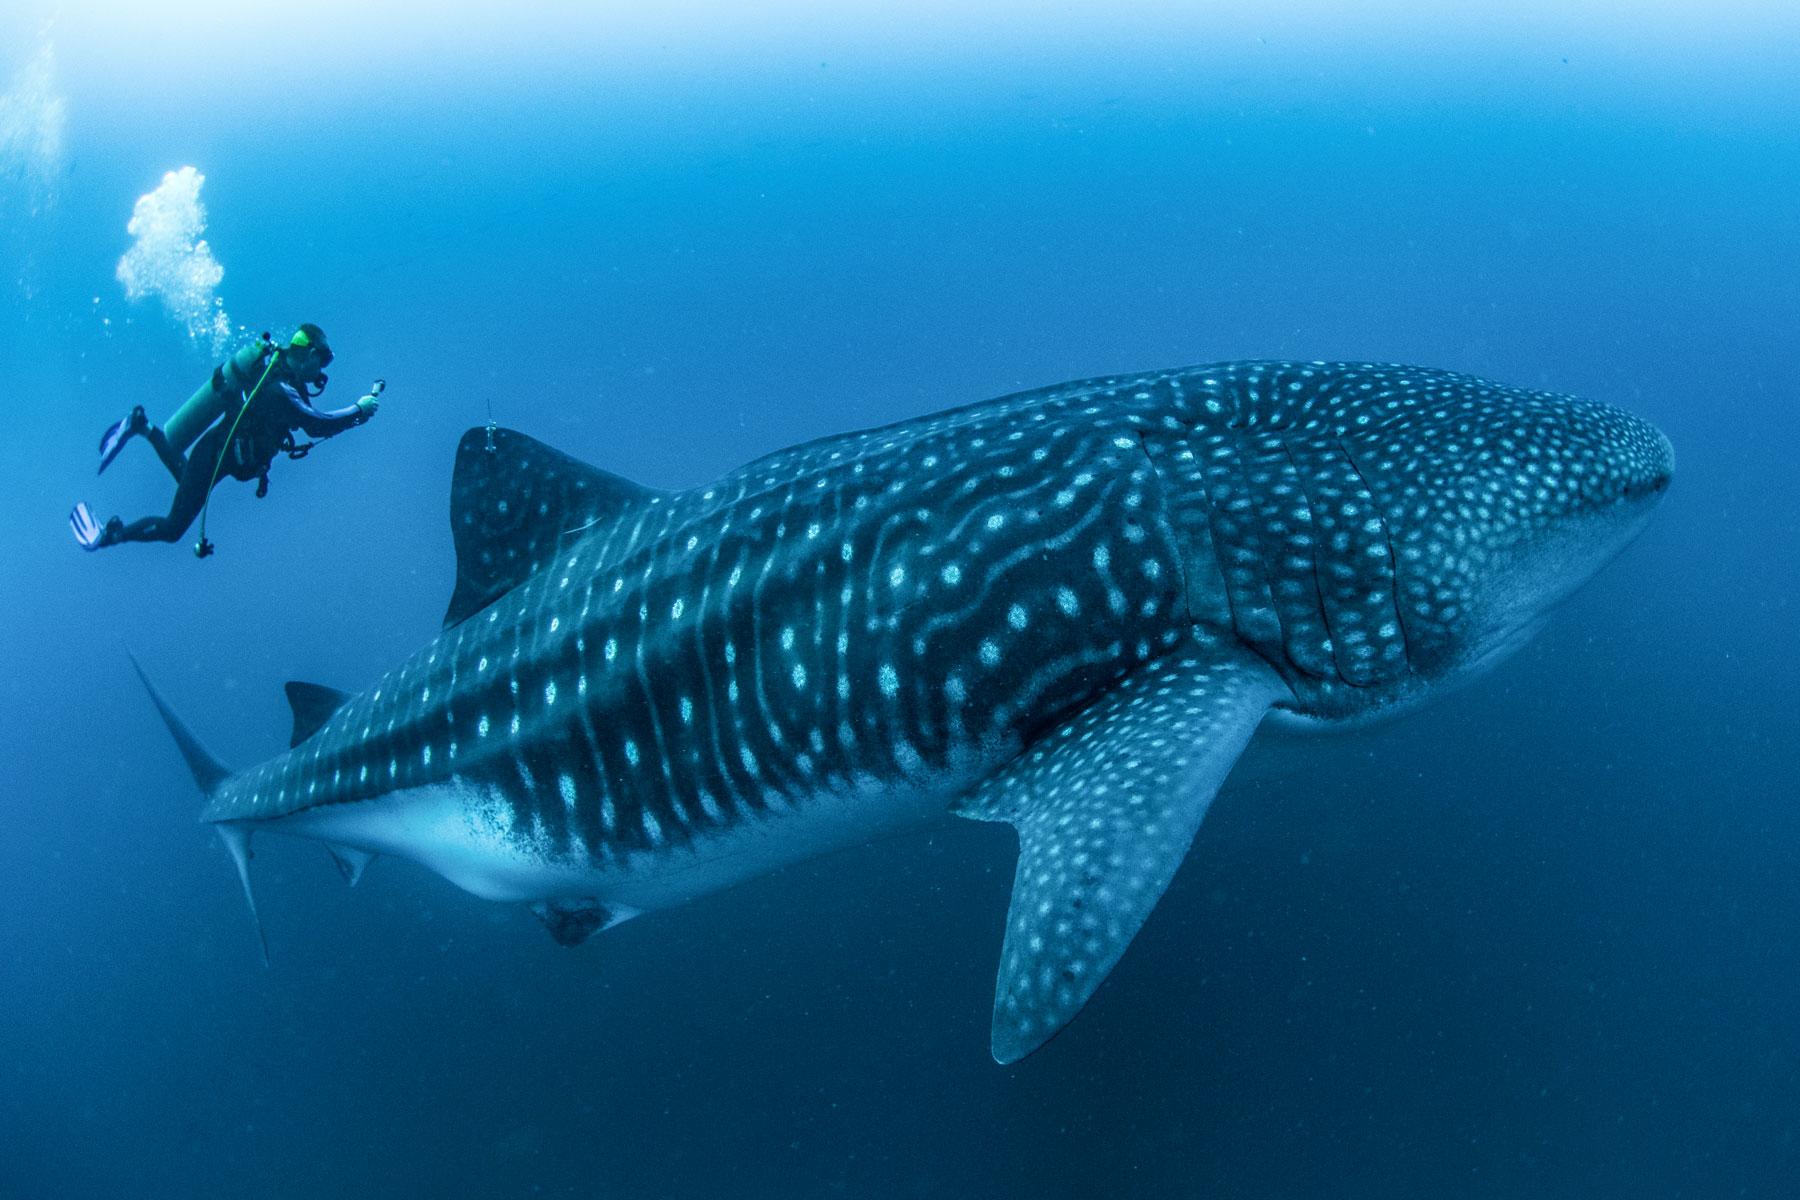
[0,33,65,215]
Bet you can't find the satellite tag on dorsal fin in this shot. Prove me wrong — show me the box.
[443,426,665,628]
[285,680,352,748]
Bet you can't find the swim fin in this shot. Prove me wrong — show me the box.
[70,503,119,551]
[97,406,148,475]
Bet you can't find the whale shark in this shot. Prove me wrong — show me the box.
[138,360,1672,1063]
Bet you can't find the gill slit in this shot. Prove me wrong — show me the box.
[1132,428,1195,624]
[1279,434,1348,685]
[1333,436,1413,667]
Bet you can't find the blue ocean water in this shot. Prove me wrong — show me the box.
[3,7,1797,1197]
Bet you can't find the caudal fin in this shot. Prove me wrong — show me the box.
[129,654,268,964]
[129,653,230,794]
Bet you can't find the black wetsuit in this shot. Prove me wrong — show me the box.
[112,363,366,545]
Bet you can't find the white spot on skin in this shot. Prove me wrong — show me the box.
[879,664,899,696]
[980,640,1001,667]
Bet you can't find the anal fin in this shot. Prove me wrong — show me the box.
[530,897,638,947]
[327,845,375,886]
[955,639,1281,1063]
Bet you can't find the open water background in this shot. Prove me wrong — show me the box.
[1,5,1796,1196]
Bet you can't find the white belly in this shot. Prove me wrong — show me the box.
[266,770,977,912]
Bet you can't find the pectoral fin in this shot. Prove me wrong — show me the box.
[956,640,1281,1063]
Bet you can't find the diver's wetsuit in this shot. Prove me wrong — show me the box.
[110,355,367,545]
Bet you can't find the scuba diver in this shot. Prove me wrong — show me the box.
[71,324,382,557]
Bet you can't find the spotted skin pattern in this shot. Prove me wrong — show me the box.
[205,384,1189,847]
[172,360,1672,1062]
[959,641,1284,1063]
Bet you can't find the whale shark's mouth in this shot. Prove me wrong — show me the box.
[1554,418,1676,521]
[1457,484,1665,683]
[1570,456,1673,518]
[1459,613,1550,681]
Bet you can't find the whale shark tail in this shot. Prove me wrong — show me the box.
[129,654,268,964]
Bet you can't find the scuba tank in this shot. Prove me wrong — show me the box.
[164,334,275,454]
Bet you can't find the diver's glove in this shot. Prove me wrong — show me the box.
[355,379,385,423]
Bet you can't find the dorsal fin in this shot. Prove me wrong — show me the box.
[444,426,663,628]
[284,680,352,748]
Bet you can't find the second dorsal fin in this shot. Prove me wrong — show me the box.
[285,681,352,748]
[443,426,664,628]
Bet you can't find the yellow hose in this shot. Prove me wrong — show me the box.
[194,346,281,558]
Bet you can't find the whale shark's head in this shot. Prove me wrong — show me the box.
[1152,364,1673,722]
[1341,372,1673,685]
